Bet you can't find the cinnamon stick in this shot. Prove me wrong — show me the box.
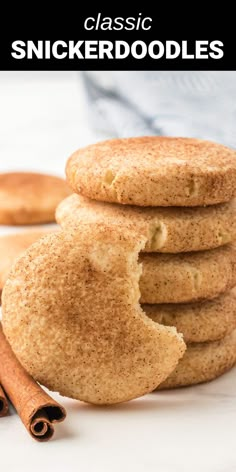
[0,383,8,417]
[0,324,66,441]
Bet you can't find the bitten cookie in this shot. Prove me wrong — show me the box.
[66,137,236,207]
[57,194,236,253]
[158,329,236,389]
[2,223,185,405]
[144,289,236,343]
[140,244,236,303]
[0,230,55,299]
[0,172,71,225]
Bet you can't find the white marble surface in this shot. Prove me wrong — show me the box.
[0,72,236,472]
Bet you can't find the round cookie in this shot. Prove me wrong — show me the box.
[140,244,236,303]
[144,289,236,343]
[57,194,236,253]
[0,230,56,299]
[66,137,236,207]
[0,172,71,225]
[2,224,185,405]
[158,329,236,389]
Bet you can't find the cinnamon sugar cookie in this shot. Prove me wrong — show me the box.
[56,194,236,253]
[159,330,236,389]
[2,224,185,405]
[66,137,236,207]
[144,289,236,343]
[0,172,71,225]
[140,244,236,303]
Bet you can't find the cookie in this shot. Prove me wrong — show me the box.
[2,223,185,405]
[0,230,55,299]
[158,329,236,389]
[57,194,236,253]
[144,289,236,343]
[66,137,236,207]
[0,172,71,225]
[140,244,236,303]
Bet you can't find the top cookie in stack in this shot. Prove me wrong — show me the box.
[59,136,236,388]
[65,136,236,207]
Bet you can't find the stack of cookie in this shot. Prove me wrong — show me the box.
[57,136,236,389]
